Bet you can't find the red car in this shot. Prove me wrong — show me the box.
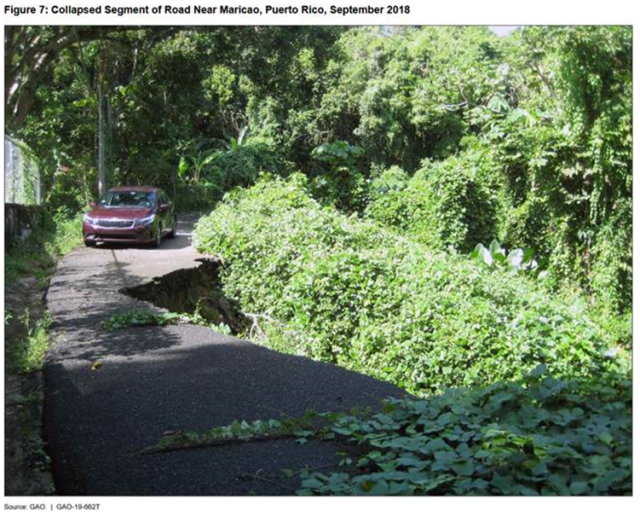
[82,186,177,247]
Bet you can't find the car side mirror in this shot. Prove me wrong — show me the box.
[89,201,97,208]
[160,203,170,211]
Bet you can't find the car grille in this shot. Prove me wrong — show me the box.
[96,219,134,228]
[99,233,138,240]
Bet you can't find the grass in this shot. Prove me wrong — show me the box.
[6,312,53,374]
[5,212,83,374]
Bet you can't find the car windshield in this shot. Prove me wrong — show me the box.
[99,191,155,208]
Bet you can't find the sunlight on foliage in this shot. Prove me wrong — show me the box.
[194,176,629,396]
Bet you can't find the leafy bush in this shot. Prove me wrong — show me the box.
[369,165,410,195]
[365,166,411,229]
[296,370,631,495]
[366,154,498,252]
[205,139,293,190]
[309,140,367,212]
[588,208,632,315]
[174,139,294,211]
[46,165,94,215]
[194,176,627,396]
[173,184,221,212]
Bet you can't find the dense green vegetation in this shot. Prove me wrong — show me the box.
[194,176,629,395]
[7,25,632,495]
[8,26,631,319]
[294,371,632,496]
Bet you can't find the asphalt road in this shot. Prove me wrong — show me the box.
[43,214,406,495]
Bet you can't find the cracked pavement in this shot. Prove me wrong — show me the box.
[43,214,406,495]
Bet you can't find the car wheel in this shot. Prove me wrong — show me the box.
[153,222,162,248]
[168,216,177,239]
[84,240,96,248]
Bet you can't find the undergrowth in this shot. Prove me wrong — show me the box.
[5,212,84,287]
[5,212,83,374]
[189,175,631,496]
[146,367,631,495]
[194,175,630,396]
[6,312,53,374]
[101,308,232,335]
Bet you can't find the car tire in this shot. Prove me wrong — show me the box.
[84,240,96,248]
[168,216,177,239]
[153,222,162,248]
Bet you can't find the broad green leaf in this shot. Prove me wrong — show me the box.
[369,480,390,495]
[471,244,493,266]
[487,94,510,113]
[569,481,589,495]
[451,460,475,476]
[424,439,449,453]
[528,364,547,378]
[302,477,325,489]
[507,248,524,271]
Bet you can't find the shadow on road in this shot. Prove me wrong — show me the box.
[43,210,409,495]
[44,330,406,495]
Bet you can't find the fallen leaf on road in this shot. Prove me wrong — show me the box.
[91,360,103,371]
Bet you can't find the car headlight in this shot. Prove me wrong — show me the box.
[83,214,95,225]
[134,215,155,227]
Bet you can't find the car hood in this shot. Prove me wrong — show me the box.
[88,207,154,220]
